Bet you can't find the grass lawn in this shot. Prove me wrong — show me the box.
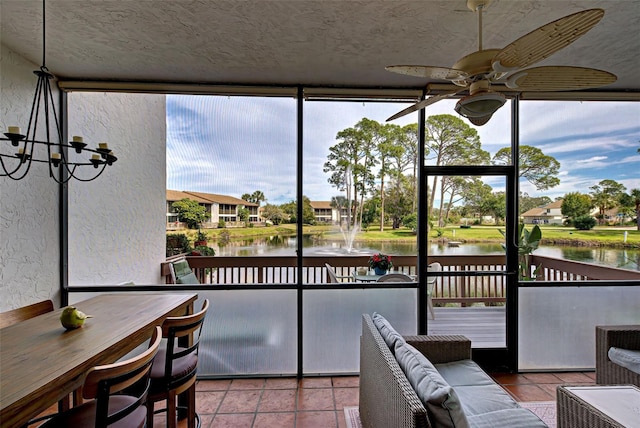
[168,223,639,248]
[432,225,639,247]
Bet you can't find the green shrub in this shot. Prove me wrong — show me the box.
[217,218,226,229]
[166,233,191,256]
[193,245,216,256]
[573,215,597,230]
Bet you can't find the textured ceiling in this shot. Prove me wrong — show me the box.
[1,0,639,91]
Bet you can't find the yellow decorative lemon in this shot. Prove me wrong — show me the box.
[60,306,91,330]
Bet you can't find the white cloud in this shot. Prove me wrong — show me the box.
[577,156,608,163]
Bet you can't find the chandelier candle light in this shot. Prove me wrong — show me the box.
[1,0,116,183]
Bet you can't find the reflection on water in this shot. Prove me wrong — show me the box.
[211,235,640,271]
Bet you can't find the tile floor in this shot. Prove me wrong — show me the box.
[169,371,596,427]
[35,371,596,427]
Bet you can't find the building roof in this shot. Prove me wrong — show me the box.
[309,201,332,210]
[166,189,211,204]
[545,199,564,209]
[184,191,258,207]
[521,199,564,218]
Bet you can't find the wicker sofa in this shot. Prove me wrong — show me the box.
[359,313,547,428]
[595,325,640,387]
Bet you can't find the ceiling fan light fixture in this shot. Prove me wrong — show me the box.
[467,114,494,126]
[454,91,506,119]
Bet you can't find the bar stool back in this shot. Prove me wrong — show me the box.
[147,299,210,428]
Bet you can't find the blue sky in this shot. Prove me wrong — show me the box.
[167,95,640,206]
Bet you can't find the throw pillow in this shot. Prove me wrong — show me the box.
[372,312,405,351]
[395,342,469,428]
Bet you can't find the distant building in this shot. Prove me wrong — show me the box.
[521,199,565,225]
[309,201,348,224]
[166,190,259,229]
[309,201,333,223]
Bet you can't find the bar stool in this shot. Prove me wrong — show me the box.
[40,326,162,428]
[147,299,209,428]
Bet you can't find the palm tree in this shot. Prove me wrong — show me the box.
[632,189,640,231]
[251,190,266,206]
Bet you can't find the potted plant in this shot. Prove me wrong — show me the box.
[369,253,393,275]
[194,229,208,247]
[500,224,542,281]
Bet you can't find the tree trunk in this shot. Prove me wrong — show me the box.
[429,176,438,220]
[379,178,385,232]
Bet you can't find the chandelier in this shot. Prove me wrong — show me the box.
[0,0,116,183]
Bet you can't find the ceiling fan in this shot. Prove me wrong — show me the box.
[386,0,617,125]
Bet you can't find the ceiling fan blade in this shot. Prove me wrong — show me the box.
[385,65,468,81]
[493,9,605,72]
[386,91,460,122]
[505,66,617,91]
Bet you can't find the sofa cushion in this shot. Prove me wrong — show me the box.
[466,408,548,428]
[609,347,640,375]
[452,384,520,416]
[395,342,469,428]
[435,360,496,387]
[372,312,405,351]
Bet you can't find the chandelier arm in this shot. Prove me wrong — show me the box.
[0,152,33,180]
[64,162,109,182]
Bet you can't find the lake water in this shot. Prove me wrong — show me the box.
[212,235,640,272]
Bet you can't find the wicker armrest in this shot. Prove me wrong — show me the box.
[403,335,471,364]
[596,325,640,386]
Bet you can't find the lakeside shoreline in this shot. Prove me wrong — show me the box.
[169,224,640,250]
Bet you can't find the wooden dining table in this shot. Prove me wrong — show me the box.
[0,292,198,427]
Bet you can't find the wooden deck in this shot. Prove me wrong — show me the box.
[428,306,506,348]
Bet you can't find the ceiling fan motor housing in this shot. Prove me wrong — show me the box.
[455,80,506,120]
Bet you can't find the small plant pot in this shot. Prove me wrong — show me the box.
[194,240,207,247]
[374,267,387,275]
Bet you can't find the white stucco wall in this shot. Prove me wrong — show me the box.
[0,45,61,310]
[68,92,166,285]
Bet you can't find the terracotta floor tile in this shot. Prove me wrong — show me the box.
[299,377,333,388]
[337,409,349,428]
[197,379,231,391]
[333,387,359,409]
[538,383,561,398]
[332,376,359,388]
[502,384,554,402]
[210,413,255,428]
[584,371,596,380]
[490,373,532,384]
[522,373,563,384]
[196,414,215,428]
[196,391,226,414]
[553,372,595,384]
[297,387,335,411]
[258,388,297,412]
[218,390,261,413]
[265,377,298,389]
[229,378,266,390]
[253,412,296,428]
[296,410,339,428]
